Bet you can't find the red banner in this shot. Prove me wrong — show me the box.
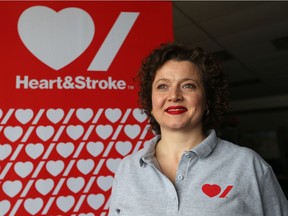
[0,2,173,215]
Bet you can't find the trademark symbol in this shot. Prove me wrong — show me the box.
[128,85,135,90]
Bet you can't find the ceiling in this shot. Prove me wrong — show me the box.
[172,1,288,104]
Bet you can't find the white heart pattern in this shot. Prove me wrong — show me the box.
[36,126,54,141]
[96,125,113,140]
[2,180,23,198]
[24,198,43,215]
[79,213,95,216]
[0,106,148,214]
[124,124,141,139]
[97,176,113,191]
[115,141,132,156]
[143,140,151,149]
[25,143,44,159]
[66,125,84,140]
[14,162,34,178]
[46,108,64,124]
[46,160,64,176]
[86,141,104,157]
[35,179,54,196]
[0,144,12,160]
[56,142,74,158]
[106,158,122,173]
[15,109,34,124]
[105,108,122,123]
[76,108,93,123]
[0,200,11,215]
[87,194,105,210]
[77,159,94,175]
[133,108,147,123]
[56,196,75,213]
[4,126,23,142]
[67,177,85,193]
[18,6,95,70]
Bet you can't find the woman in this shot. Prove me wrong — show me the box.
[108,43,288,215]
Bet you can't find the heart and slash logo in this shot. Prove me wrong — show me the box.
[202,184,233,198]
[17,6,139,71]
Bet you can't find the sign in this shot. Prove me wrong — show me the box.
[0,1,173,215]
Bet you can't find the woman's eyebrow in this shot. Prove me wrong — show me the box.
[153,77,201,85]
[153,78,169,85]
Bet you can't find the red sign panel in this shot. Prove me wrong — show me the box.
[0,1,173,215]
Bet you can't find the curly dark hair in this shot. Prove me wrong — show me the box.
[136,42,230,135]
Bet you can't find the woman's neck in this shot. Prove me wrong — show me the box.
[156,128,206,160]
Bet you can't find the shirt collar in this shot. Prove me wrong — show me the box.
[139,135,160,167]
[191,130,218,159]
[139,130,218,166]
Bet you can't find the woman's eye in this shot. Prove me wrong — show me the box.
[157,84,167,89]
[183,83,196,89]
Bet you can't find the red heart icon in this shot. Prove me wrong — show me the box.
[202,184,221,197]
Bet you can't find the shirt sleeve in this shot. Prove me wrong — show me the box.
[259,166,288,215]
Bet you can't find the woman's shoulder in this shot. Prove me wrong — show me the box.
[216,138,271,176]
[218,138,263,157]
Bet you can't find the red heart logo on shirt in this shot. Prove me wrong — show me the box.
[202,184,221,197]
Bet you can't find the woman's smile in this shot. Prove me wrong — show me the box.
[165,106,188,115]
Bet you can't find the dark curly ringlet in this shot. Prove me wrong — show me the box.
[136,42,230,135]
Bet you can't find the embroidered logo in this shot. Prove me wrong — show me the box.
[202,184,233,198]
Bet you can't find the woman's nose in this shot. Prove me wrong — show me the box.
[168,87,183,101]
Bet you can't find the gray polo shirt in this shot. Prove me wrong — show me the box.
[108,130,288,216]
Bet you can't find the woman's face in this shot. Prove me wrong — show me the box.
[151,60,206,133]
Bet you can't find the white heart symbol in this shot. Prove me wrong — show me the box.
[0,200,11,215]
[18,6,95,70]
[76,108,93,123]
[56,142,74,158]
[2,180,23,198]
[0,144,12,160]
[95,125,113,140]
[36,126,54,141]
[133,108,147,123]
[143,140,150,149]
[56,196,75,213]
[87,194,105,210]
[46,108,64,124]
[4,126,23,142]
[46,160,64,176]
[25,143,44,159]
[24,198,43,215]
[66,125,84,140]
[79,213,95,216]
[14,161,33,178]
[77,159,94,175]
[35,179,54,196]
[106,158,122,173]
[97,176,113,192]
[115,141,132,156]
[67,177,85,193]
[105,108,122,123]
[124,124,141,139]
[86,141,104,157]
[15,109,34,124]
